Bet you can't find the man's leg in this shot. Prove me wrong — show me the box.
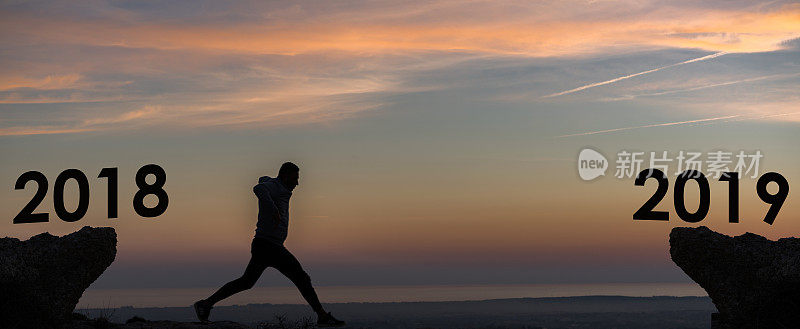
[194,239,270,322]
[273,246,325,315]
[272,245,345,327]
[204,254,269,306]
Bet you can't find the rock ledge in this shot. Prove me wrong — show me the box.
[670,226,800,329]
[0,226,117,328]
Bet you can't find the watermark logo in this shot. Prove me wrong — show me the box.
[578,148,608,181]
[577,148,764,181]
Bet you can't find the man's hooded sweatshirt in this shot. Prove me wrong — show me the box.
[253,176,291,245]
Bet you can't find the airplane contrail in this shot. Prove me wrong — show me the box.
[542,52,728,98]
[554,114,741,138]
[555,110,800,138]
[606,72,800,100]
[683,110,800,128]
[753,111,800,119]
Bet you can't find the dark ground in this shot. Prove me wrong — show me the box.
[77,296,716,329]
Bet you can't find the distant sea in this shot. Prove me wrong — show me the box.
[78,283,706,308]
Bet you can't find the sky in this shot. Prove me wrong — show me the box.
[1,0,799,291]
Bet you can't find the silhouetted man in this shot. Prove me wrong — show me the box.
[194,162,345,327]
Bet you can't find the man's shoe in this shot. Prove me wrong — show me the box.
[193,299,212,323]
[317,312,345,327]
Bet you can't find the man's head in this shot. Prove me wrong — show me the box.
[277,162,300,191]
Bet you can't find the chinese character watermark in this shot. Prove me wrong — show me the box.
[578,148,765,181]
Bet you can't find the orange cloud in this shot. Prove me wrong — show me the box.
[0,74,83,91]
[1,1,798,136]
[0,126,96,136]
[2,4,799,56]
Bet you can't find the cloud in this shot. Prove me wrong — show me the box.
[81,105,161,125]
[0,105,161,136]
[0,126,96,136]
[553,99,800,138]
[688,98,800,123]
[0,74,83,91]
[3,3,799,56]
[1,0,799,135]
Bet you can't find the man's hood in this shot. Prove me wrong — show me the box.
[258,175,291,193]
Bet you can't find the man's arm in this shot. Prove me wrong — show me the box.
[253,183,281,226]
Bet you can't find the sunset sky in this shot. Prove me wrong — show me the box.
[1,0,799,290]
